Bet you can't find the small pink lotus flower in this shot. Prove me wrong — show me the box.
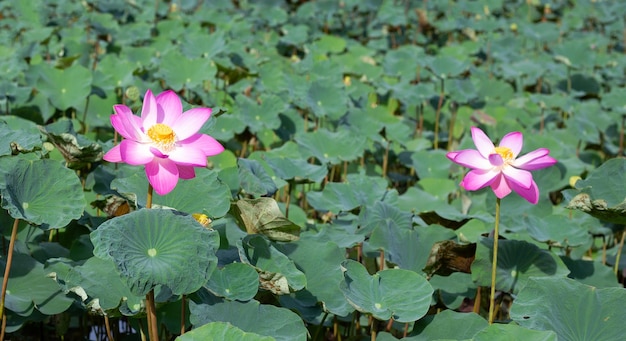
[447,127,557,204]
[103,89,224,195]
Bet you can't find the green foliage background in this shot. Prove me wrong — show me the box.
[1,0,626,340]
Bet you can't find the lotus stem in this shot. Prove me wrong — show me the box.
[0,218,20,329]
[488,198,501,324]
[614,229,626,275]
[180,294,186,335]
[104,315,115,341]
[145,184,159,341]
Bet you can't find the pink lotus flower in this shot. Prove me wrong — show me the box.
[103,89,224,195]
[447,127,557,204]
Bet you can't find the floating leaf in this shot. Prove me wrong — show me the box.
[471,238,570,294]
[35,63,92,110]
[306,174,390,213]
[205,263,259,301]
[91,208,220,296]
[230,197,300,242]
[3,252,73,316]
[510,277,626,341]
[176,321,273,341]
[189,298,307,341]
[237,234,306,294]
[295,128,367,165]
[58,257,143,314]
[561,257,620,288]
[339,260,433,322]
[1,159,85,229]
[276,231,353,317]
[111,168,231,217]
[473,323,557,341]
[408,310,487,339]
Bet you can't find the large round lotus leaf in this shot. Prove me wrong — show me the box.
[3,252,73,316]
[205,262,259,301]
[473,323,557,341]
[111,168,231,217]
[189,299,307,341]
[471,238,569,294]
[510,277,626,341]
[275,231,353,317]
[91,208,220,296]
[408,310,487,339]
[236,234,306,294]
[339,260,433,323]
[1,159,85,229]
[35,63,92,110]
[59,257,144,314]
[176,321,273,341]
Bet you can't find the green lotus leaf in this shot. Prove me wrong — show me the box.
[306,80,348,120]
[236,234,306,294]
[524,215,591,248]
[176,321,273,341]
[471,238,570,294]
[425,55,470,78]
[339,260,433,323]
[408,310,487,339]
[428,272,476,310]
[93,54,137,91]
[0,118,43,157]
[564,158,626,224]
[111,168,231,217]
[230,197,300,242]
[238,158,278,197]
[280,24,309,46]
[561,257,620,288]
[2,252,73,316]
[306,174,390,213]
[35,63,92,110]
[189,299,307,341]
[156,50,217,91]
[473,323,557,341]
[295,128,367,165]
[205,262,259,301]
[58,256,144,315]
[90,208,220,296]
[266,155,327,183]
[236,94,286,134]
[510,277,626,341]
[275,231,353,317]
[1,159,85,229]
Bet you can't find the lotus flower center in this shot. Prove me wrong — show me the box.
[147,123,176,151]
[494,146,513,161]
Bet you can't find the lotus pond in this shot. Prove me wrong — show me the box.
[1,0,626,340]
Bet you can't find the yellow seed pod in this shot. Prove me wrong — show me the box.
[192,213,211,227]
[569,175,582,188]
